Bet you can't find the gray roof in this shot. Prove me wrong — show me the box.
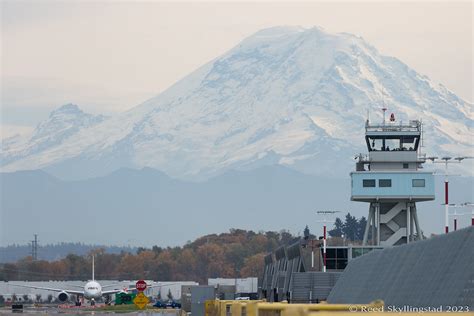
[327,226,474,309]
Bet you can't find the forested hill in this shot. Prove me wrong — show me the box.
[0,229,301,284]
[0,243,137,263]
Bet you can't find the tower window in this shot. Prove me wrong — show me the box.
[403,163,409,169]
[379,179,392,187]
[412,179,425,187]
[363,179,376,187]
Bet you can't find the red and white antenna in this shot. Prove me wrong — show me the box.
[316,210,341,273]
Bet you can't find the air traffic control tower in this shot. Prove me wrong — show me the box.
[351,115,435,246]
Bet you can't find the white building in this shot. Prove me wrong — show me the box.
[208,278,258,293]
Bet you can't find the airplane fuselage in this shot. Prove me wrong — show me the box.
[83,280,102,300]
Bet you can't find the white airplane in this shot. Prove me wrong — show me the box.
[11,256,131,306]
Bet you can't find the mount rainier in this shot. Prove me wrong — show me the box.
[2,26,472,180]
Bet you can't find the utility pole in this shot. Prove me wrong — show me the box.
[428,156,473,234]
[31,234,38,261]
[468,203,474,226]
[466,203,474,226]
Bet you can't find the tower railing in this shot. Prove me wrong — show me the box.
[365,120,421,133]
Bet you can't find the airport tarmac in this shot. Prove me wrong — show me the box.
[0,306,181,315]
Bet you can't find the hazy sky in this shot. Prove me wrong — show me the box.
[1,1,473,138]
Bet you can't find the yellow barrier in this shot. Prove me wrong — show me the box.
[248,300,384,316]
[209,300,265,316]
[205,299,474,316]
[308,314,474,316]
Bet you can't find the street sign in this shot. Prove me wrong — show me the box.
[136,279,147,292]
[133,292,149,310]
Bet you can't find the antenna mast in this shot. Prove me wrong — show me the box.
[31,234,38,261]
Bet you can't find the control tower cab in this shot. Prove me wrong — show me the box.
[351,116,434,246]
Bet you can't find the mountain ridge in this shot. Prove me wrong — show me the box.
[1,26,472,180]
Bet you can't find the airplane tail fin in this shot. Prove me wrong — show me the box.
[92,255,95,281]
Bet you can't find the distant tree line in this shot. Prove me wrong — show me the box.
[0,243,137,263]
[0,229,299,284]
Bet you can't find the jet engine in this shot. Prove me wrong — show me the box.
[57,291,69,302]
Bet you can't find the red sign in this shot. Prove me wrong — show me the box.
[135,280,147,292]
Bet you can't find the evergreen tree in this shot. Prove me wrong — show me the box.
[342,213,359,241]
[329,218,344,237]
[303,226,310,240]
[357,216,368,240]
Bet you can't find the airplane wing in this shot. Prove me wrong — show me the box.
[10,283,84,295]
[64,284,86,289]
[101,283,126,289]
[102,288,131,295]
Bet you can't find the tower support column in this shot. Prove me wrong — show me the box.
[376,203,381,246]
[362,205,373,245]
[407,204,411,244]
[413,204,422,240]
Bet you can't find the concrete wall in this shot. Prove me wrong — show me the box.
[191,286,215,316]
[290,272,341,303]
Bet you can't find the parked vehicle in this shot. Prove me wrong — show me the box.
[153,301,166,308]
[165,300,181,309]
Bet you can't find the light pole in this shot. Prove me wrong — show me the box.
[310,239,315,269]
[465,203,474,226]
[429,156,473,234]
[316,211,341,273]
[449,202,474,230]
[448,204,460,231]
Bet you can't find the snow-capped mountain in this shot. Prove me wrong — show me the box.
[1,27,472,180]
[2,104,107,166]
